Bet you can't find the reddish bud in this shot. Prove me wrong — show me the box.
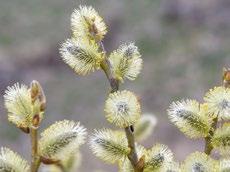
[32,114,40,127]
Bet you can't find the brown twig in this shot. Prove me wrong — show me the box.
[99,41,143,172]
[30,126,41,172]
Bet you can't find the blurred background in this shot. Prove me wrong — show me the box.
[0,0,230,171]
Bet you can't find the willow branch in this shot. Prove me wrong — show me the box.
[100,41,143,172]
[30,126,40,172]
[30,114,41,172]
[125,127,140,172]
[204,68,230,155]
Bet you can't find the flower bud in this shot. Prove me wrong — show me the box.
[223,68,230,88]
[30,80,46,111]
[32,114,40,128]
[30,80,40,103]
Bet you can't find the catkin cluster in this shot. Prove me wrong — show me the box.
[2,81,87,172]
[1,4,230,172]
[59,5,230,172]
[167,68,230,171]
[60,5,169,172]
[60,5,176,172]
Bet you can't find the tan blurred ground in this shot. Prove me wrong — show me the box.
[0,0,230,171]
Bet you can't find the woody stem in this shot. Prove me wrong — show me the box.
[30,126,41,172]
[100,41,143,172]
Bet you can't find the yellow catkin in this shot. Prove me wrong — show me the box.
[109,42,142,82]
[167,99,210,138]
[204,86,230,120]
[60,38,104,75]
[89,129,130,164]
[71,5,107,41]
[0,147,30,172]
[39,120,87,160]
[104,90,141,128]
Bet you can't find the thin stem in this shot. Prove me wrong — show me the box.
[99,42,143,172]
[30,126,40,172]
[125,127,143,172]
[100,60,119,93]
